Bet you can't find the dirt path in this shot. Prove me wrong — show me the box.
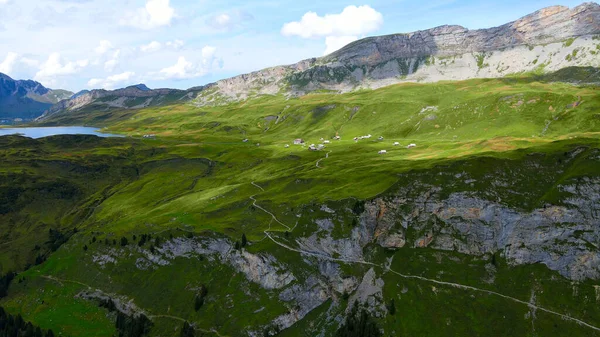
[41,275,93,289]
[250,184,600,332]
[316,151,332,168]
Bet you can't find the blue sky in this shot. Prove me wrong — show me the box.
[0,0,589,92]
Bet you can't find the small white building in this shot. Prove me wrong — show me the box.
[323,140,331,144]
[378,136,384,140]
[407,143,417,149]
[393,142,400,146]
[378,150,387,154]
[294,139,304,145]
[317,144,326,150]
[308,144,317,151]
[334,136,341,140]
[284,144,290,148]
[242,139,249,143]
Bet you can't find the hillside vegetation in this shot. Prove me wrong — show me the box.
[1,71,600,336]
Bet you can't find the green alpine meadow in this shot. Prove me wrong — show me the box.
[1,2,600,336]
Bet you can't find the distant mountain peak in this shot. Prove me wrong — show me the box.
[127,84,151,91]
[0,74,73,120]
[0,72,14,81]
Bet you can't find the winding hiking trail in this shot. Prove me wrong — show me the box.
[250,183,600,333]
[316,151,332,168]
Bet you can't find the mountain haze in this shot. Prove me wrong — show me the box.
[0,73,72,120]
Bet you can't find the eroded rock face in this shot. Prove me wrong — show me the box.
[358,179,600,281]
[94,236,295,290]
[324,3,600,65]
[192,3,600,104]
[347,268,386,317]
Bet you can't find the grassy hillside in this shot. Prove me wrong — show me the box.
[2,72,600,336]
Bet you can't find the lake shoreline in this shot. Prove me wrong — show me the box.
[0,126,123,139]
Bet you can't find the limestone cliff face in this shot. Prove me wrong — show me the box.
[196,3,600,104]
[324,3,600,64]
[356,148,600,282]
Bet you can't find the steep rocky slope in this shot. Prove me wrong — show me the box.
[0,73,72,120]
[196,2,600,104]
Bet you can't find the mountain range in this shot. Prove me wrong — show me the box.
[0,73,72,121]
[30,2,600,123]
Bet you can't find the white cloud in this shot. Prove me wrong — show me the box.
[156,46,218,80]
[0,0,8,4]
[201,46,216,60]
[20,57,40,68]
[121,0,175,30]
[324,35,358,55]
[34,53,89,85]
[166,39,184,49]
[104,49,121,72]
[210,14,231,29]
[206,11,253,30]
[0,52,18,74]
[140,39,184,53]
[158,57,201,79]
[140,41,162,53]
[281,5,383,38]
[95,40,113,54]
[87,71,135,89]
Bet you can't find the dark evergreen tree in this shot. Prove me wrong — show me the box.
[0,272,16,298]
[194,295,204,311]
[0,306,54,337]
[387,299,396,315]
[115,312,152,337]
[352,200,365,215]
[335,303,382,337]
[241,234,248,247]
[120,237,129,246]
[180,321,195,337]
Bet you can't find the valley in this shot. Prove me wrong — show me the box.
[0,2,600,337]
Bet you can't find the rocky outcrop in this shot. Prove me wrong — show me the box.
[93,236,295,290]
[324,3,600,65]
[356,171,600,281]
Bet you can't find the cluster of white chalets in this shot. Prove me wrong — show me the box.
[380,143,417,154]
[308,144,327,151]
[353,134,372,141]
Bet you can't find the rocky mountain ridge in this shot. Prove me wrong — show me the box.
[37,84,206,121]
[38,3,600,119]
[195,2,600,105]
[0,73,72,120]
